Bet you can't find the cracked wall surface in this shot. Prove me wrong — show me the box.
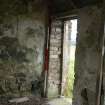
[0,0,47,97]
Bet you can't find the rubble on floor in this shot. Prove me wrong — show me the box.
[0,96,48,105]
[0,96,72,105]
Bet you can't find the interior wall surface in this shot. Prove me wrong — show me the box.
[48,21,62,98]
[0,0,48,97]
[73,5,104,105]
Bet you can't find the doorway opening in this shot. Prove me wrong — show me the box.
[62,19,77,99]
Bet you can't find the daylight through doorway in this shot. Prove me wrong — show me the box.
[62,19,77,98]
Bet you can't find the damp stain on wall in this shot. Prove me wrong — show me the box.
[0,0,47,97]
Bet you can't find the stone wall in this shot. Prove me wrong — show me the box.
[48,21,62,97]
[0,0,47,97]
[73,5,104,105]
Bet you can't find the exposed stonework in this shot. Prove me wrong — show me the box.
[48,21,62,97]
[73,5,104,105]
[0,0,47,97]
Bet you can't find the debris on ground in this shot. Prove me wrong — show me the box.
[0,96,48,105]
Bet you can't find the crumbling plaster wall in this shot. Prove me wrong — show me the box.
[0,0,47,97]
[73,5,104,105]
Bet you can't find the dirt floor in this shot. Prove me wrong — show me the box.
[0,96,72,105]
[0,96,48,105]
[48,98,72,105]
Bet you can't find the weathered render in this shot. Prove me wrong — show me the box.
[0,1,105,105]
[0,0,47,97]
[73,5,104,105]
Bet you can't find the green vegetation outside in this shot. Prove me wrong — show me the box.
[64,59,75,98]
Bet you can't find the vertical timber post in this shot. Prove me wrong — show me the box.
[45,17,51,98]
[59,20,64,96]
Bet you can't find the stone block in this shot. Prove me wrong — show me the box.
[55,28,61,33]
[50,55,58,59]
[50,46,58,51]
[50,39,59,43]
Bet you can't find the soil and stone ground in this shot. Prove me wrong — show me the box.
[0,96,72,105]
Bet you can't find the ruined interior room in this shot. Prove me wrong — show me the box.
[0,0,104,105]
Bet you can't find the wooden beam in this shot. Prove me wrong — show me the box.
[59,20,64,96]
